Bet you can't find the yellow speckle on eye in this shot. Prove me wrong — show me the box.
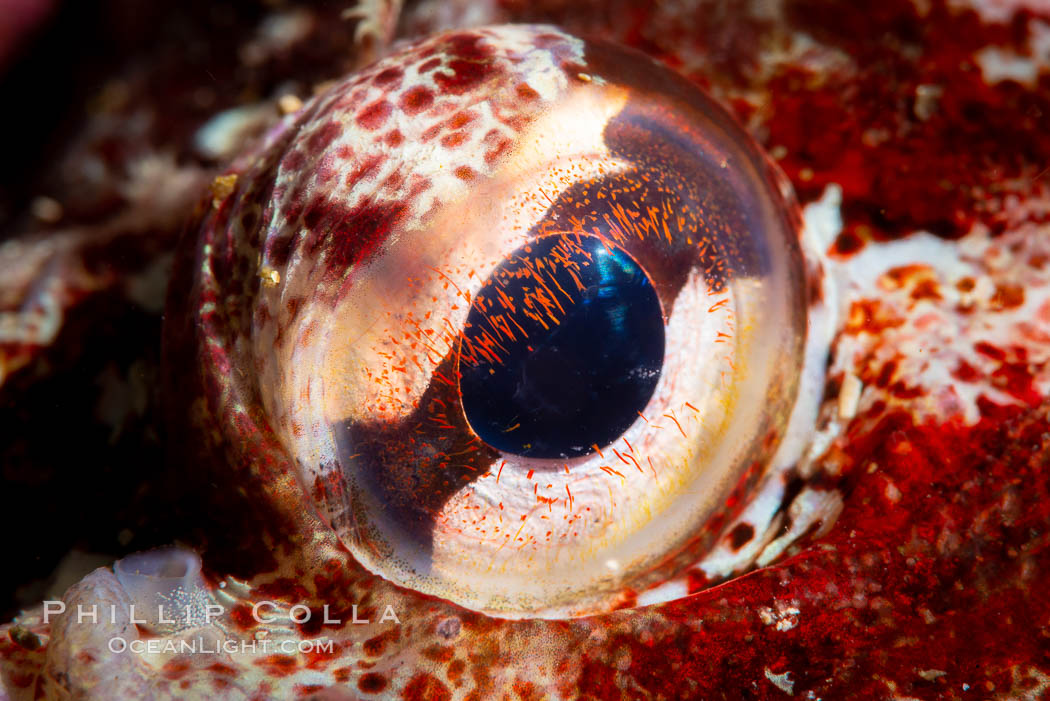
[278,94,304,115]
[260,266,281,286]
[210,174,238,208]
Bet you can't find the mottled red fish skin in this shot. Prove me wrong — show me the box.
[770,0,1050,242]
[166,3,1049,699]
[157,12,1050,701]
[568,402,1050,698]
[2,0,1050,698]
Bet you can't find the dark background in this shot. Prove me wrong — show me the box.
[0,0,363,621]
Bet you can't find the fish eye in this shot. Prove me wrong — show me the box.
[195,25,809,617]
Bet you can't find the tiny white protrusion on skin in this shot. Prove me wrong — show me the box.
[838,372,862,421]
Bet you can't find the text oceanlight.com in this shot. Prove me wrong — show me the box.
[108,637,336,655]
[40,601,401,657]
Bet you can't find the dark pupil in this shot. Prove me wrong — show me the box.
[459,234,665,459]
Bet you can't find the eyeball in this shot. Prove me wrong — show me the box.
[201,25,806,617]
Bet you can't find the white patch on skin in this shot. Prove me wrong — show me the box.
[30,196,63,223]
[951,0,1050,27]
[830,214,1050,426]
[258,8,314,48]
[969,15,1050,87]
[758,601,801,631]
[975,46,1040,86]
[804,183,845,253]
[635,577,688,607]
[833,232,970,291]
[697,475,785,580]
[774,186,843,472]
[765,667,795,695]
[756,487,843,567]
[1032,20,1050,69]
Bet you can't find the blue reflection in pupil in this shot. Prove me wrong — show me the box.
[459,234,665,459]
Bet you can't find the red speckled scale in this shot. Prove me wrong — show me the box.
[1,0,1050,699]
